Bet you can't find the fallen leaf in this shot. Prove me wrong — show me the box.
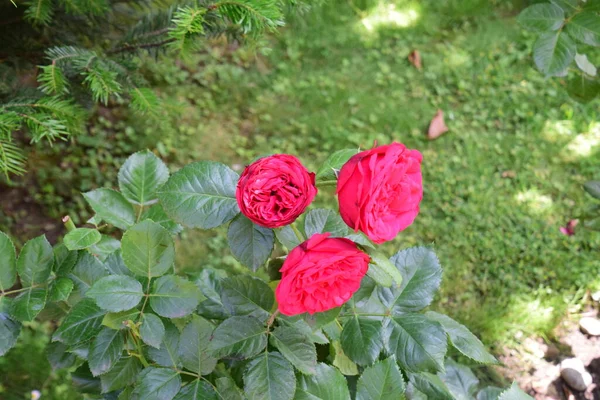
[408,50,422,70]
[427,109,448,140]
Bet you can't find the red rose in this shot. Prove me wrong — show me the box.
[337,142,423,244]
[236,154,317,228]
[275,233,370,316]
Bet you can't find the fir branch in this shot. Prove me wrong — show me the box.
[0,140,26,180]
[107,38,176,55]
[214,0,284,34]
[38,62,69,95]
[168,6,206,55]
[24,0,54,26]
[129,87,159,114]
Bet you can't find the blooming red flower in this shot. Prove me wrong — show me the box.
[236,154,317,228]
[337,142,423,244]
[275,233,370,316]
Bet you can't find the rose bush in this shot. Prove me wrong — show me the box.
[0,146,532,400]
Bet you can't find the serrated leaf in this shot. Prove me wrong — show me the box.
[53,244,78,276]
[585,181,600,199]
[356,357,406,400]
[340,316,383,366]
[385,314,447,373]
[216,377,244,400]
[158,161,240,229]
[304,209,349,237]
[122,220,175,278]
[102,309,140,330]
[517,3,564,32]
[72,364,102,394]
[87,275,144,312]
[195,268,229,320]
[274,225,302,250]
[0,303,21,356]
[149,275,201,318]
[53,298,106,345]
[426,312,498,364]
[369,251,402,287]
[209,316,267,359]
[83,188,135,230]
[174,379,218,400]
[221,276,274,320]
[378,247,441,314]
[135,367,181,400]
[49,277,74,302]
[148,320,181,368]
[17,235,53,286]
[497,382,533,400]
[270,325,317,375]
[296,363,351,400]
[575,53,597,76]
[566,12,600,46]
[244,352,295,400]
[567,75,600,103]
[408,372,454,400]
[533,31,576,77]
[439,359,479,400]
[0,231,16,291]
[227,214,275,271]
[179,315,217,375]
[88,327,124,376]
[118,150,169,206]
[316,149,358,182]
[101,356,142,393]
[140,313,165,349]
[303,307,341,329]
[89,235,121,261]
[277,316,329,344]
[103,250,132,276]
[47,341,77,370]
[11,287,47,322]
[64,228,102,251]
[142,204,183,235]
[550,0,578,12]
[477,387,504,400]
[69,252,109,297]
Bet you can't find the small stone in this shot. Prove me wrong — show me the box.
[579,317,600,336]
[560,358,592,391]
[592,291,600,302]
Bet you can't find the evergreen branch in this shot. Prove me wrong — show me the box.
[38,62,69,95]
[24,0,54,26]
[129,87,159,114]
[168,6,206,55]
[214,0,284,34]
[0,140,27,180]
[82,67,122,105]
[107,38,176,55]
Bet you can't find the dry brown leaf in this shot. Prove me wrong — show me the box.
[408,50,422,70]
[427,109,448,140]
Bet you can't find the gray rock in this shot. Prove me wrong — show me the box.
[579,317,600,336]
[560,358,592,391]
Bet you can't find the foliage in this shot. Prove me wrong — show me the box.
[518,0,600,102]
[0,150,532,399]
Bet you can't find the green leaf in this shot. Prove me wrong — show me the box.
[100,356,142,393]
[135,367,181,400]
[196,268,228,320]
[497,382,533,400]
[216,377,244,400]
[49,277,74,302]
[551,0,578,12]
[227,215,275,271]
[533,31,576,77]
[0,231,16,291]
[142,204,183,235]
[366,263,393,287]
[340,316,383,366]
[566,12,600,46]
[426,312,498,364]
[477,387,504,400]
[158,161,240,229]
[16,235,53,286]
[585,181,600,199]
[89,235,121,261]
[102,250,130,277]
[332,340,358,375]
[64,228,102,251]
[122,220,175,278]
[566,75,600,103]
[72,364,102,394]
[275,225,302,250]
[221,276,274,320]
[277,316,329,344]
[179,315,217,375]
[439,359,479,400]
[53,298,106,345]
[174,379,218,400]
[356,357,406,400]
[296,363,351,400]
[244,352,295,400]
[385,314,447,373]
[368,251,403,287]
[88,327,124,376]
[149,275,202,318]
[83,189,135,230]
[316,149,358,182]
[304,209,349,237]
[102,309,140,330]
[208,316,267,359]
[53,244,78,276]
[517,3,564,32]
[87,275,144,312]
[11,287,47,322]
[378,247,441,314]
[270,325,317,375]
[69,252,109,297]
[47,342,77,370]
[408,372,454,400]
[140,313,165,349]
[148,320,181,368]
[118,150,169,206]
[575,53,597,76]
[0,301,21,356]
[303,307,342,329]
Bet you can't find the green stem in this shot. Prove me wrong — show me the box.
[290,224,305,243]
[130,331,149,367]
[0,285,41,297]
[316,180,337,187]
[136,205,144,222]
[62,215,76,232]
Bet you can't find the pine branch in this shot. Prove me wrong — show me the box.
[129,87,159,114]
[37,62,69,95]
[0,140,26,180]
[214,0,284,34]
[24,0,54,26]
[168,6,206,55]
